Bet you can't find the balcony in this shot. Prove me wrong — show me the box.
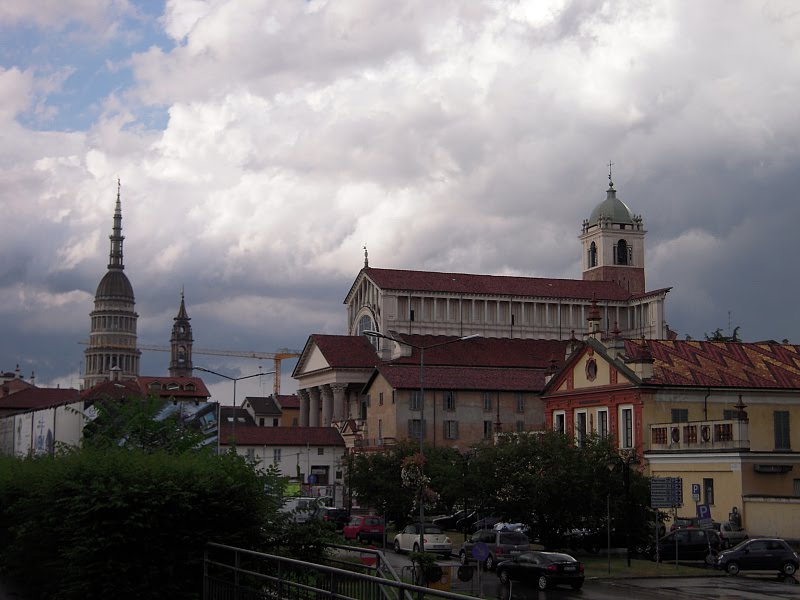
[353,437,397,451]
[649,419,749,452]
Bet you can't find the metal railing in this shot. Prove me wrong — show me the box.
[203,542,476,600]
[649,418,749,451]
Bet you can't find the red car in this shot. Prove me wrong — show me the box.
[343,515,385,544]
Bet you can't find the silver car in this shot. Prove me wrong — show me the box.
[393,523,452,555]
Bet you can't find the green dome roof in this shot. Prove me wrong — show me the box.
[588,186,634,226]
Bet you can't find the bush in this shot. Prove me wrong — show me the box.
[0,448,286,600]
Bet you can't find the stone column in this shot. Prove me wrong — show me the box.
[297,389,310,427]
[321,385,333,426]
[331,383,346,422]
[309,387,321,427]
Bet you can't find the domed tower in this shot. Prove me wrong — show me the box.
[169,291,193,378]
[83,181,141,389]
[579,170,646,294]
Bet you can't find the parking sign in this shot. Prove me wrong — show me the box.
[691,483,701,502]
[696,504,712,522]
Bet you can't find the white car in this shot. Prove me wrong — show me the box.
[393,523,452,556]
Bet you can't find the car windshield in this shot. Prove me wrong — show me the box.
[423,525,443,534]
[364,518,383,526]
[545,553,576,563]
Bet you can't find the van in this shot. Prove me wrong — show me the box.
[459,529,530,571]
[280,497,320,523]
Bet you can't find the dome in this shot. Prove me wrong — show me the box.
[588,186,634,226]
[95,269,134,300]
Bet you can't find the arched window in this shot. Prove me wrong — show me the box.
[588,242,597,268]
[616,240,628,265]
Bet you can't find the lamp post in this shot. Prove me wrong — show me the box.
[194,366,274,453]
[364,330,480,554]
[607,451,639,567]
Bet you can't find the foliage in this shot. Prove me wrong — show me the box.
[348,441,464,527]
[469,432,656,548]
[82,394,208,453]
[0,448,321,600]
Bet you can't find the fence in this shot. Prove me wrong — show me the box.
[203,542,487,600]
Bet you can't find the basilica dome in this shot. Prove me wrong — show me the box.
[587,186,634,226]
[95,269,134,300]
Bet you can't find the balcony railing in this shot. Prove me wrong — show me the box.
[649,419,749,451]
[353,437,397,450]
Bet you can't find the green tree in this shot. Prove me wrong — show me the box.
[82,394,207,454]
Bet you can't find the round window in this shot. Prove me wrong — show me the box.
[585,359,598,381]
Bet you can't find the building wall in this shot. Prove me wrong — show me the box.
[744,497,800,538]
[365,373,546,452]
[233,443,345,488]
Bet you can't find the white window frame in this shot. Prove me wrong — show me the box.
[273,448,281,463]
[575,410,587,447]
[619,405,634,449]
[597,408,609,438]
[553,410,566,434]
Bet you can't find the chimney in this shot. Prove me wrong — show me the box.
[608,322,626,361]
[624,337,654,380]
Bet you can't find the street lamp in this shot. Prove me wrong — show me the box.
[194,366,274,453]
[607,451,639,567]
[363,330,480,555]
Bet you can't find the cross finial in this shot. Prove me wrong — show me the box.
[363,244,369,268]
[607,159,614,189]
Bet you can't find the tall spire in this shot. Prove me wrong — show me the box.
[108,178,125,270]
[607,159,614,190]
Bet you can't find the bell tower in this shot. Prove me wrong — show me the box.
[169,291,193,378]
[579,168,646,294]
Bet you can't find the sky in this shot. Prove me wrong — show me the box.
[2,0,800,403]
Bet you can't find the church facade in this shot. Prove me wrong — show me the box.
[345,180,670,346]
[294,179,672,433]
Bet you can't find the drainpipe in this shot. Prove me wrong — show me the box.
[704,388,710,421]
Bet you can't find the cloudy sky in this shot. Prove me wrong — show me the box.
[2,0,800,401]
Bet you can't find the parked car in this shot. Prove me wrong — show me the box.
[464,515,503,533]
[647,528,721,563]
[433,510,475,531]
[670,516,707,531]
[279,496,319,524]
[459,528,530,571]
[343,515,385,544]
[311,506,350,531]
[711,521,748,549]
[496,551,584,591]
[716,537,800,576]
[393,523,452,556]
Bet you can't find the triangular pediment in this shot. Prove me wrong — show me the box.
[294,343,331,376]
[546,339,639,395]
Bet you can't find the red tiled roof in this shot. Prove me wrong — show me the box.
[355,267,638,301]
[136,376,211,398]
[627,340,800,389]
[387,335,568,369]
[277,394,299,409]
[80,379,143,402]
[308,335,381,369]
[376,364,547,391]
[219,426,345,446]
[0,387,80,411]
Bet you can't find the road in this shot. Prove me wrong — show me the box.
[377,547,800,599]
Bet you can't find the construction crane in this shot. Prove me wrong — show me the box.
[136,345,301,397]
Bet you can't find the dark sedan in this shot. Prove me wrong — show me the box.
[716,538,800,576]
[496,551,584,591]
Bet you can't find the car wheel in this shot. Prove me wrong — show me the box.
[571,581,584,590]
[459,551,467,566]
[783,562,797,576]
[726,562,740,576]
[394,540,402,554]
[537,575,549,591]
[485,555,494,571]
[498,569,509,585]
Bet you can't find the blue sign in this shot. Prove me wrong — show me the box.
[308,474,317,484]
[696,504,712,521]
[472,542,490,562]
[691,483,701,502]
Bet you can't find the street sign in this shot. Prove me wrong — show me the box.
[472,542,490,562]
[696,504,712,523]
[651,476,683,508]
[691,483,701,503]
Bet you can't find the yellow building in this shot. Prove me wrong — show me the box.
[542,336,800,538]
